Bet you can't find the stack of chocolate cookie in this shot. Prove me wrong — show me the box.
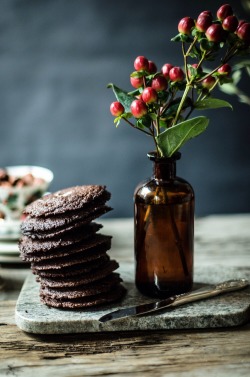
[19,185,126,309]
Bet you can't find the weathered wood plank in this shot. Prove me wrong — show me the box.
[0,326,250,376]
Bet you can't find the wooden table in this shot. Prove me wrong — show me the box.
[0,215,250,377]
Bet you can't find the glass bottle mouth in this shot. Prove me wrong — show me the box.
[147,151,181,162]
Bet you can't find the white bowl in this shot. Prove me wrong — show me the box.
[0,165,53,228]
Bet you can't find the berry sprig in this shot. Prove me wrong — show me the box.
[109,3,250,158]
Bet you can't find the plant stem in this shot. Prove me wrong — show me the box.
[172,85,191,125]
[172,38,204,126]
[196,64,223,83]
[208,77,220,93]
[196,45,239,85]
[124,118,152,136]
[168,202,189,277]
[184,106,194,121]
[160,91,175,117]
[182,42,189,83]
[223,42,241,63]
[143,185,189,277]
[185,36,198,57]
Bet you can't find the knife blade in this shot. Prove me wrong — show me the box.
[98,278,249,323]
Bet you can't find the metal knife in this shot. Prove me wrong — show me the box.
[98,278,249,323]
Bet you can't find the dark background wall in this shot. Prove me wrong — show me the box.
[0,0,249,218]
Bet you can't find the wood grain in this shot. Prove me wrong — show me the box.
[0,215,250,376]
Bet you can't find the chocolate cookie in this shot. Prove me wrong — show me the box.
[40,273,122,299]
[19,184,126,310]
[20,234,112,262]
[37,259,119,288]
[40,284,126,309]
[30,245,109,271]
[21,205,112,239]
[19,223,103,255]
[24,185,111,217]
[32,254,110,278]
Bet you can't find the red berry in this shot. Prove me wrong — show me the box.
[218,64,231,75]
[205,24,225,43]
[148,60,157,74]
[151,75,168,91]
[217,4,233,21]
[237,22,250,43]
[161,63,174,79]
[110,102,125,117]
[199,10,213,19]
[202,76,216,89]
[130,76,144,89]
[196,14,213,32]
[142,87,158,104]
[222,15,238,32]
[169,67,185,82]
[134,56,149,71]
[178,17,195,35]
[237,20,246,32]
[130,99,148,118]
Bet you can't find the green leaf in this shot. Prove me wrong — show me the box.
[226,32,238,46]
[171,33,182,42]
[170,80,186,91]
[114,112,132,127]
[159,119,168,128]
[127,88,141,96]
[199,38,212,51]
[233,60,250,71]
[189,44,202,59]
[136,116,151,129]
[218,76,234,85]
[130,71,146,78]
[192,29,204,38]
[149,113,157,121]
[187,64,203,80]
[157,90,169,103]
[194,98,233,110]
[179,34,193,43]
[114,117,121,127]
[156,116,209,157]
[219,83,238,95]
[232,70,242,85]
[107,83,135,112]
[187,64,197,76]
[162,97,193,118]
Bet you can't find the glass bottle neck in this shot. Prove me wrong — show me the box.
[148,151,181,181]
[153,160,176,180]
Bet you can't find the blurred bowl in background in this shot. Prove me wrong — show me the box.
[0,165,53,237]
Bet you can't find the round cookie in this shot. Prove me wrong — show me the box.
[20,234,112,262]
[40,273,122,299]
[40,284,127,309]
[19,223,103,255]
[19,184,127,310]
[21,206,111,239]
[30,246,109,271]
[24,185,111,217]
[37,259,119,288]
[32,254,110,278]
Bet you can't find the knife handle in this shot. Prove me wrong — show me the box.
[171,278,249,308]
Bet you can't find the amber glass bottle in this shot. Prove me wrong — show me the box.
[134,152,194,298]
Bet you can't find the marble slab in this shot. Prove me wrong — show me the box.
[15,264,250,334]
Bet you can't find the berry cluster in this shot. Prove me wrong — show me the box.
[109,4,250,157]
[178,4,250,43]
